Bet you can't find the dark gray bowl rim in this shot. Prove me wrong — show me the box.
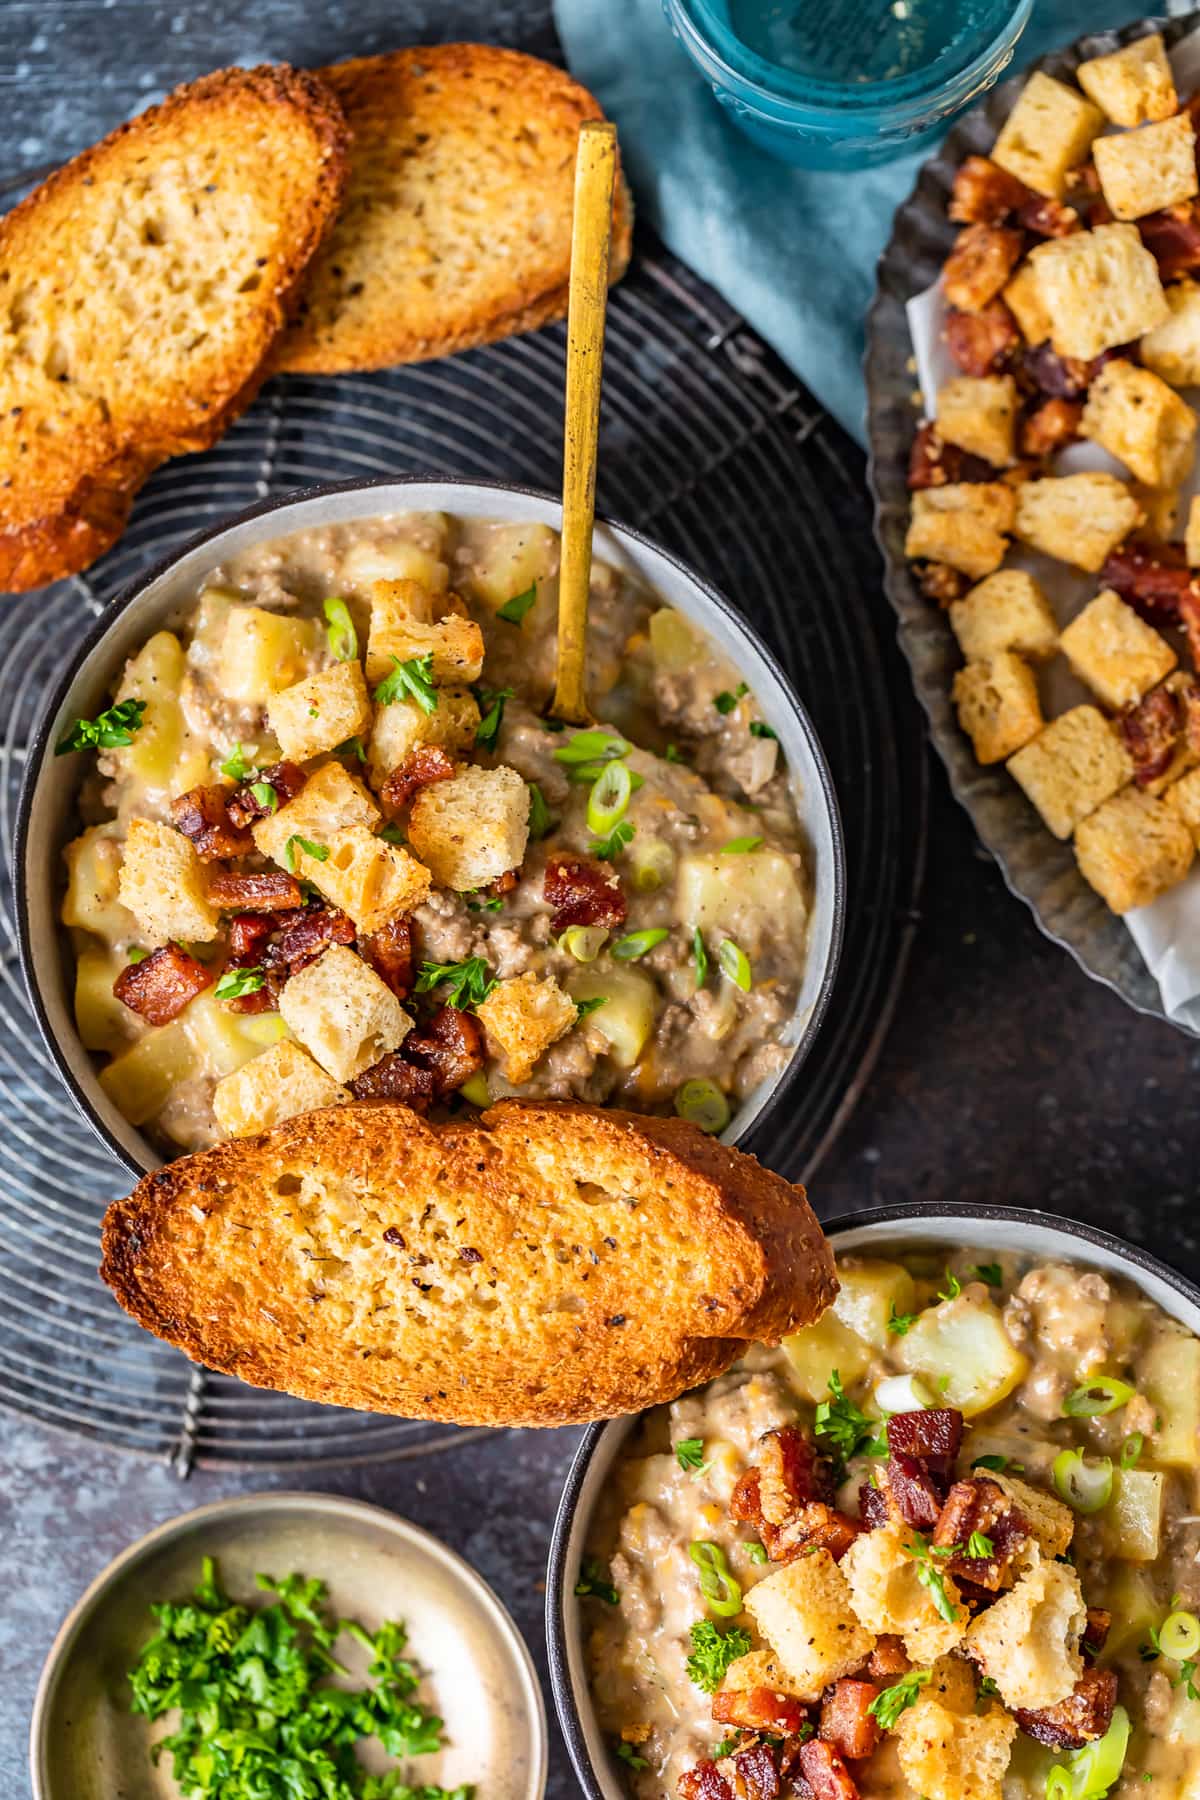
[545,1199,1200,1799]
[14,473,846,1182]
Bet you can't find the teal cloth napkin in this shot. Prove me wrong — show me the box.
[553,0,1154,442]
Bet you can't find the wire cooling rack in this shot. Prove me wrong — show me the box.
[0,243,927,1471]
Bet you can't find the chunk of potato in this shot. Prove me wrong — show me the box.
[1142,1333,1200,1467]
[1104,1468,1164,1562]
[1096,1563,1160,1658]
[895,1293,1029,1417]
[567,967,656,1069]
[464,522,557,609]
[833,1259,918,1351]
[678,847,807,960]
[218,608,319,706]
[783,1311,873,1403]
[183,992,286,1080]
[342,522,450,595]
[74,944,134,1054]
[649,607,705,673]
[99,1022,200,1126]
[62,824,138,944]
[110,630,186,795]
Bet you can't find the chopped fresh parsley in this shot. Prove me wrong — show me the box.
[474,685,514,753]
[692,927,709,988]
[813,1369,878,1469]
[714,683,748,715]
[936,1269,962,1303]
[887,1302,920,1336]
[415,956,496,1011]
[614,1742,648,1771]
[220,743,253,781]
[969,1262,1003,1288]
[971,1453,1021,1473]
[374,653,438,714]
[978,1675,1000,1699]
[527,782,556,840]
[903,1534,959,1623]
[215,967,266,1000]
[868,1669,931,1730]
[323,595,358,662]
[711,1738,737,1760]
[466,895,503,914]
[685,1621,752,1695]
[56,696,147,756]
[966,1531,995,1560]
[675,1437,706,1473]
[335,735,367,763]
[251,779,278,813]
[285,834,328,872]
[496,582,538,625]
[663,744,684,764]
[748,721,777,740]
[378,823,406,846]
[575,995,609,1020]
[1180,1658,1200,1702]
[590,819,635,862]
[574,1557,619,1605]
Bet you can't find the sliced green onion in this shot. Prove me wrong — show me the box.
[1063,1376,1135,1418]
[250,779,278,813]
[1160,1610,1200,1662]
[215,966,266,1000]
[527,783,556,840]
[612,929,669,962]
[565,760,645,791]
[1045,1770,1072,1800]
[675,1079,730,1135]
[1120,1433,1144,1469]
[629,839,674,893]
[688,1540,742,1617]
[692,928,708,987]
[718,939,752,992]
[553,729,630,768]
[560,925,609,963]
[322,595,357,661]
[876,1373,934,1414]
[587,760,632,836]
[1052,1706,1130,1799]
[720,836,763,855]
[1052,1449,1113,1515]
[497,582,537,625]
[459,1071,491,1108]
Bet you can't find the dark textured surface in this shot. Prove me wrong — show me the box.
[2,3,1200,1799]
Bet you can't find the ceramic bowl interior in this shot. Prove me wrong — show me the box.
[30,1491,547,1800]
[17,476,844,1178]
[546,1204,1200,1800]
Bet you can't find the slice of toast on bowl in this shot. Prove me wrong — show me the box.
[100,1099,834,1426]
[0,65,349,592]
[276,44,634,374]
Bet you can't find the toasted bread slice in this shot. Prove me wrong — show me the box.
[276,45,633,374]
[0,65,348,592]
[100,1099,834,1426]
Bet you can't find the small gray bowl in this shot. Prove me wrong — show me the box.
[545,1202,1200,1799]
[15,475,845,1179]
[30,1491,547,1800]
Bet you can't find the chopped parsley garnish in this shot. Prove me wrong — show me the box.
[335,735,367,763]
[675,1437,707,1473]
[813,1369,878,1469]
[714,683,748,715]
[685,1621,752,1695]
[322,595,358,662]
[887,1302,920,1336]
[220,743,253,781]
[966,1531,995,1560]
[56,696,147,756]
[590,819,635,861]
[969,1262,1003,1288]
[978,1675,1000,1699]
[527,782,555,841]
[374,653,437,714]
[466,895,503,914]
[692,928,709,988]
[415,956,496,1011]
[936,1269,962,1303]
[903,1534,959,1623]
[496,582,538,625]
[663,744,684,764]
[971,1453,1019,1473]
[284,834,328,872]
[574,1557,619,1605]
[474,685,514,753]
[251,779,278,812]
[126,1557,462,1800]
[868,1669,931,1729]
[614,1742,648,1771]
[215,967,267,1000]
[748,721,777,740]
[711,1738,737,1760]
[575,995,609,1020]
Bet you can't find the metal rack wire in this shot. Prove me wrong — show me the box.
[0,244,926,1471]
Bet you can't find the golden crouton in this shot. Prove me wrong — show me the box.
[1013,472,1143,572]
[1027,224,1168,360]
[965,1558,1085,1710]
[118,817,220,945]
[991,71,1103,198]
[407,763,531,890]
[926,1654,978,1715]
[717,1648,809,1701]
[217,606,319,706]
[365,687,480,789]
[253,760,380,876]
[992,1473,1075,1560]
[1002,261,1053,348]
[266,660,371,763]
[1075,787,1195,912]
[277,944,413,1084]
[952,654,1043,765]
[895,1695,1018,1800]
[1093,113,1199,222]
[307,825,432,933]
[476,971,577,1084]
[1059,589,1177,710]
[1168,767,1200,846]
[841,1522,966,1665]
[366,578,484,686]
[743,1551,875,1701]
[949,570,1059,663]
[1080,359,1197,488]
[935,376,1017,468]
[1187,497,1200,569]
[1142,279,1200,387]
[1007,707,1134,839]
[1131,482,1181,543]
[905,483,1015,580]
[213,1040,350,1138]
[1078,32,1177,125]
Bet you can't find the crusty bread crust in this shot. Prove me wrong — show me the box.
[0,65,349,593]
[276,45,634,374]
[100,1099,835,1426]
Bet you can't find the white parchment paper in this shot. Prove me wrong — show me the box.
[907,28,1200,1031]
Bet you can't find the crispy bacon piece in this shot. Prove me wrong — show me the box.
[544,852,626,933]
[931,1476,1029,1590]
[757,1424,830,1520]
[1139,202,1200,280]
[1120,684,1184,787]
[227,912,276,958]
[490,867,519,896]
[679,1762,734,1800]
[942,224,1024,313]
[207,869,304,912]
[948,155,1031,225]
[401,1003,484,1096]
[914,561,967,606]
[350,1054,437,1108]
[730,1466,765,1526]
[1084,1607,1112,1657]
[820,1680,881,1762]
[866,1635,911,1682]
[1021,343,1100,399]
[887,1453,942,1529]
[169,785,254,861]
[1013,1667,1118,1750]
[1021,396,1083,459]
[796,1740,859,1800]
[1179,586,1200,669]
[226,760,307,830]
[731,1428,854,1561]
[1017,195,1080,238]
[113,943,213,1025]
[908,423,958,490]
[379,745,457,815]
[943,301,1021,378]
[358,916,415,999]
[772,1502,861,1563]
[730,1745,781,1800]
[266,903,356,975]
[1101,541,1197,626]
[885,1410,963,1528]
[712,1687,808,1736]
[858,1479,893,1530]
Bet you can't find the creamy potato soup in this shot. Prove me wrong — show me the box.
[583,1248,1200,1800]
[58,511,810,1151]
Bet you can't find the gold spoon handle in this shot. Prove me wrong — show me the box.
[552,119,617,725]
